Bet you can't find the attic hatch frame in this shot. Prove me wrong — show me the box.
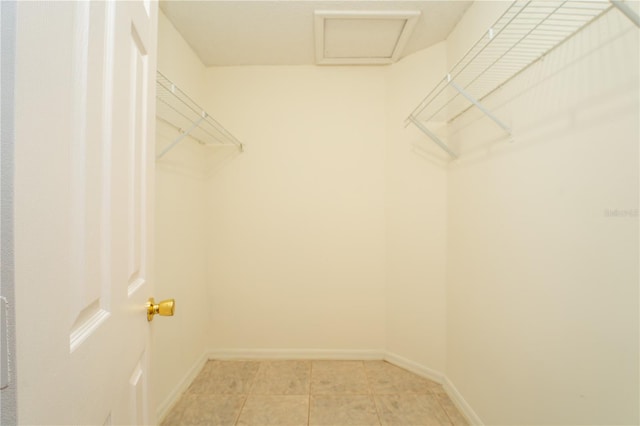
[314,10,421,65]
[156,70,243,159]
[406,0,640,160]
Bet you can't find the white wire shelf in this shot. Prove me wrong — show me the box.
[156,70,243,159]
[407,0,639,159]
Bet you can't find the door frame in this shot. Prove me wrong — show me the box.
[0,1,17,425]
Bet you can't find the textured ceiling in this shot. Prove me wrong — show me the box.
[160,1,473,66]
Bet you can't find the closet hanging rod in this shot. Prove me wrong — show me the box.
[156,70,243,159]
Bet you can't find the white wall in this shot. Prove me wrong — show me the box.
[156,3,639,424]
[384,43,449,373]
[445,3,639,425]
[202,65,387,353]
[153,11,210,416]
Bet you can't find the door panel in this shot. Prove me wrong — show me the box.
[129,354,148,426]
[126,16,148,297]
[68,0,113,353]
[14,1,157,424]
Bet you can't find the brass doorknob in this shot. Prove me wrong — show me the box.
[146,298,175,321]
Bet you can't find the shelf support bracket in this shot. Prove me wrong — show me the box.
[610,0,640,28]
[408,115,458,159]
[156,115,206,159]
[447,74,511,134]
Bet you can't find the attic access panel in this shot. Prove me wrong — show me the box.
[315,10,420,65]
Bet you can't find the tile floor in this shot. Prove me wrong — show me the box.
[161,360,469,426]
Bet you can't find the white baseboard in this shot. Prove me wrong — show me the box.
[383,352,444,384]
[207,348,385,360]
[381,353,482,425]
[442,375,484,426]
[156,352,208,423]
[155,348,483,426]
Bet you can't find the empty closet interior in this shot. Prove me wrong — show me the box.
[153,1,639,424]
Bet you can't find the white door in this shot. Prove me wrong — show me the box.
[14,1,159,424]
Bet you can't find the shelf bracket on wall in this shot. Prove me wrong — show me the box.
[447,74,512,135]
[610,0,640,27]
[408,115,458,159]
[157,115,206,159]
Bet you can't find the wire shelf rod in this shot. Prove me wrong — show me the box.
[158,89,243,145]
[453,1,569,93]
[156,96,231,145]
[447,3,533,75]
[157,77,206,121]
[445,3,613,124]
[414,1,613,126]
[405,0,632,159]
[409,1,534,119]
[408,1,533,118]
[155,70,243,158]
[156,90,240,146]
[157,73,243,148]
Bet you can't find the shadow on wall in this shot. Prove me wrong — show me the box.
[411,141,452,169]
[204,145,244,179]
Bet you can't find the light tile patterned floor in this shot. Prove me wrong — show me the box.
[161,360,469,426]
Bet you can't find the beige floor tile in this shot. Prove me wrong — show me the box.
[434,392,469,426]
[375,394,451,426]
[160,394,190,426]
[165,359,460,426]
[160,408,183,426]
[186,369,215,395]
[431,383,446,394]
[251,361,311,395]
[312,360,363,372]
[213,360,261,375]
[200,360,223,374]
[311,361,370,394]
[310,395,381,426]
[178,394,245,426]
[364,361,438,394]
[236,395,309,426]
[187,361,259,395]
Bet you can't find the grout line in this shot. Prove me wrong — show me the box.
[176,358,455,426]
[307,361,313,426]
[433,391,455,426]
[362,360,383,426]
[172,362,211,425]
[232,360,261,425]
[371,397,384,426]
